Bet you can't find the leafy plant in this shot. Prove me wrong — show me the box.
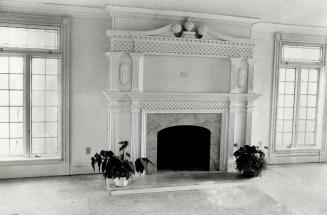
[91,141,154,180]
[91,141,135,180]
[233,145,267,178]
[135,158,154,174]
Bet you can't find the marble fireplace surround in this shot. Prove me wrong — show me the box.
[147,113,222,172]
[104,6,260,171]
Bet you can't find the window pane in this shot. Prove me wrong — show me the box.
[10,107,23,122]
[0,139,9,155]
[0,107,9,122]
[0,74,9,89]
[9,91,23,106]
[299,108,307,119]
[9,74,23,89]
[46,138,57,154]
[307,108,316,119]
[285,82,295,94]
[284,108,293,120]
[9,57,23,73]
[307,96,316,107]
[0,90,9,106]
[283,121,293,132]
[32,138,45,154]
[0,26,58,50]
[0,123,9,138]
[306,120,315,132]
[282,45,322,62]
[32,75,45,90]
[32,122,45,137]
[283,133,292,147]
[284,95,294,107]
[305,133,314,144]
[308,83,317,95]
[32,58,45,74]
[46,91,58,106]
[45,122,57,137]
[297,132,305,145]
[45,107,57,121]
[46,59,59,75]
[0,57,9,73]
[286,69,295,81]
[309,69,318,82]
[10,139,23,155]
[32,107,45,122]
[300,82,308,94]
[46,76,57,90]
[32,91,45,106]
[276,120,283,132]
[10,123,23,138]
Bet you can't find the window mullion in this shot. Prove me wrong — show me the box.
[24,55,31,157]
[292,66,301,148]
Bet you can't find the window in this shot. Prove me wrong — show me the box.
[0,21,68,160]
[272,34,326,152]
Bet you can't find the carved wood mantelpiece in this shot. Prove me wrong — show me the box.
[104,6,260,171]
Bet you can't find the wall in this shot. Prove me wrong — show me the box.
[143,55,230,93]
[69,17,110,174]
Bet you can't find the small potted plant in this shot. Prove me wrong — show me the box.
[233,145,267,178]
[91,141,153,187]
[91,141,135,187]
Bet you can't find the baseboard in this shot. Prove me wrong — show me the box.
[70,163,95,175]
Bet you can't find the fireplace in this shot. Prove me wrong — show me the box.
[157,125,210,171]
[104,6,259,173]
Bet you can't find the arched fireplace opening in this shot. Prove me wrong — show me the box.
[157,125,211,171]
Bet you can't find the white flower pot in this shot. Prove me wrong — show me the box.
[114,177,129,187]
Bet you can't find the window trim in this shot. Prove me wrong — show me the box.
[0,13,70,168]
[270,33,327,162]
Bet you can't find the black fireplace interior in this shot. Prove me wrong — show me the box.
[157,125,210,171]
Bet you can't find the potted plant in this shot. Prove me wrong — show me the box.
[91,141,153,187]
[91,141,135,187]
[233,145,267,178]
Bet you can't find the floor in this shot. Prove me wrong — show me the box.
[0,163,327,215]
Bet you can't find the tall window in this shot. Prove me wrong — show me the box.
[0,25,63,159]
[273,38,325,151]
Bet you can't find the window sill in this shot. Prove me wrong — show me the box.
[0,157,62,166]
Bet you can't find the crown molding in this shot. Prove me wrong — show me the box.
[253,22,327,36]
[0,1,106,19]
[105,5,260,25]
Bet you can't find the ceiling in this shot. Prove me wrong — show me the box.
[1,0,327,27]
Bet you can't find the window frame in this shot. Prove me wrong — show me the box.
[0,13,70,166]
[270,33,327,158]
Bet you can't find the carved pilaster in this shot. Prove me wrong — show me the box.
[105,52,123,91]
[130,101,141,160]
[247,58,255,93]
[130,53,144,92]
[107,100,120,154]
[230,58,245,93]
[246,100,255,146]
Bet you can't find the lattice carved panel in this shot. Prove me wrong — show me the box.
[141,100,229,110]
[110,35,254,58]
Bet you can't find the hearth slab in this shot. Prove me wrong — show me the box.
[108,171,249,196]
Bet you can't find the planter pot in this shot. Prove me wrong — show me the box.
[114,177,129,187]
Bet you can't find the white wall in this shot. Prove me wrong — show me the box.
[69,17,110,174]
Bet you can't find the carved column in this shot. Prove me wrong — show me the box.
[105,52,122,91]
[246,99,254,146]
[130,101,141,160]
[228,99,246,170]
[130,53,144,92]
[108,100,120,154]
[247,58,255,93]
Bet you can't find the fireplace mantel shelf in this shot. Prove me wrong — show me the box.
[103,91,261,102]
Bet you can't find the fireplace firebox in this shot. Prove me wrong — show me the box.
[157,125,211,171]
